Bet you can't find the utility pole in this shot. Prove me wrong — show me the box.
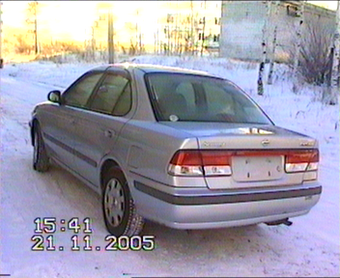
[108,4,114,64]
[292,1,305,77]
[34,2,38,55]
[26,1,39,55]
[91,25,96,59]
[0,1,3,68]
[330,0,340,105]
[257,0,272,95]
[135,8,141,55]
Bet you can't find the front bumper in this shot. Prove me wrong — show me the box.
[132,180,322,229]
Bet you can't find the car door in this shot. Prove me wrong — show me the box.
[42,70,105,172]
[70,68,133,188]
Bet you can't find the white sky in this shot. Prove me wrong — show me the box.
[1,1,338,41]
[1,1,161,41]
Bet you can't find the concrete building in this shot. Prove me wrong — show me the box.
[219,1,337,61]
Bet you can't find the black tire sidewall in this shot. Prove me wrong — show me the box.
[33,125,49,171]
[102,168,132,236]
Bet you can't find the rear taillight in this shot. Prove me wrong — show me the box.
[168,150,232,176]
[168,150,204,176]
[201,151,232,176]
[285,149,319,173]
[168,149,319,178]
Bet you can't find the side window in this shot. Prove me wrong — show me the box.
[89,74,132,116]
[62,72,103,108]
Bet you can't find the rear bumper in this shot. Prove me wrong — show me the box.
[133,180,322,229]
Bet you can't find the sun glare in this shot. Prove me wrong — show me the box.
[2,1,166,42]
[0,0,337,62]
[2,1,337,42]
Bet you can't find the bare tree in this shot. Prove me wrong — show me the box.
[123,8,143,56]
[200,1,207,57]
[257,0,272,95]
[296,19,333,86]
[190,0,194,55]
[329,1,340,105]
[292,1,305,77]
[267,1,280,85]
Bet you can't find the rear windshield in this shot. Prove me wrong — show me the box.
[145,73,273,124]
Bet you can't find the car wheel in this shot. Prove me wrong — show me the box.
[102,168,144,236]
[33,124,50,172]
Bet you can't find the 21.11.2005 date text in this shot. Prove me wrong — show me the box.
[31,234,155,251]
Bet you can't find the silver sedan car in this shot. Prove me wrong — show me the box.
[30,63,322,236]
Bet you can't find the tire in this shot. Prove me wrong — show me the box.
[102,167,144,236]
[33,124,50,172]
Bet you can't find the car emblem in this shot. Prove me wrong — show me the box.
[261,139,270,146]
[299,140,315,147]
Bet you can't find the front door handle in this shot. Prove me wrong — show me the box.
[104,129,115,138]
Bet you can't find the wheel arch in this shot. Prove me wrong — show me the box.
[100,158,144,236]
[100,159,124,193]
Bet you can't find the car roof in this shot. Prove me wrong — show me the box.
[100,63,217,77]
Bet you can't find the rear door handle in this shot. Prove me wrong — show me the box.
[104,129,115,138]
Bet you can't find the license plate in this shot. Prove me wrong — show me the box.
[232,156,284,182]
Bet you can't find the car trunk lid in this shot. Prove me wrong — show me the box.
[162,122,318,189]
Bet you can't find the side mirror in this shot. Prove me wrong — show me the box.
[48,90,61,104]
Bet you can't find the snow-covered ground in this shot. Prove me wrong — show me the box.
[0,56,339,277]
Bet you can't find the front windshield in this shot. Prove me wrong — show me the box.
[145,73,273,124]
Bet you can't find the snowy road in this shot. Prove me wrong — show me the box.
[0,62,339,277]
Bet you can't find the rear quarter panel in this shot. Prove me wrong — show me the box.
[99,67,205,200]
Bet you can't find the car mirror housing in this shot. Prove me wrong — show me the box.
[47,90,61,104]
